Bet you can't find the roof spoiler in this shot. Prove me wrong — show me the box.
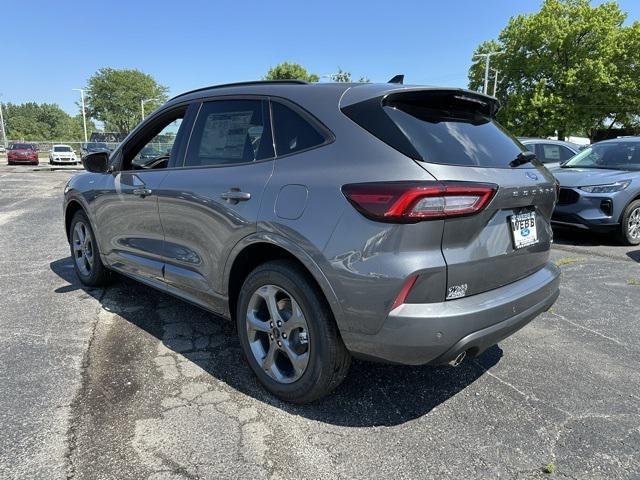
[388,74,404,84]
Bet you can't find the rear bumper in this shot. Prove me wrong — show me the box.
[341,262,560,365]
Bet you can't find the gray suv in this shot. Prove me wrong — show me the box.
[64,80,560,403]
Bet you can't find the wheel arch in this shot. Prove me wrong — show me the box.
[618,193,640,223]
[224,234,345,332]
[64,199,86,241]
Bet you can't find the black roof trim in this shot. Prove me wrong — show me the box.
[170,80,309,101]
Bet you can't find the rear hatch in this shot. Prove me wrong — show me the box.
[342,87,557,299]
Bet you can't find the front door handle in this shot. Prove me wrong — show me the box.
[220,190,251,203]
[132,188,153,197]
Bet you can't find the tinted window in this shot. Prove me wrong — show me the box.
[271,102,325,156]
[559,145,575,161]
[384,104,525,168]
[54,146,72,152]
[10,144,33,150]
[184,99,273,167]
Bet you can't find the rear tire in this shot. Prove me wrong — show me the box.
[236,260,351,403]
[69,210,109,286]
[619,200,640,246]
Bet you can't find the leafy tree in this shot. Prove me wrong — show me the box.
[468,0,640,140]
[330,68,370,83]
[264,62,319,82]
[331,68,352,82]
[85,68,168,135]
[3,102,94,141]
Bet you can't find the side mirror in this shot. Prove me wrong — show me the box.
[82,151,110,173]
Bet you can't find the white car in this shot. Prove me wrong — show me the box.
[49,144,78,165]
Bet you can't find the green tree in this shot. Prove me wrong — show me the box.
[3,102,94,141]
[468,0,640,140]
[331,68,352,82]
[329,68,370,82]
[264,62,319,82]
[85,68,168,135]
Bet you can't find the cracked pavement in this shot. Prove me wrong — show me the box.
[1,168,639,479]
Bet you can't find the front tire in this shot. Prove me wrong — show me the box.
[69,210,108,286]
[619,200,640,246]
[236,260,351,403]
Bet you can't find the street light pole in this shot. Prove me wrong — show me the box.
[473,52,502,95]
[140,98,155,121]
[0,96,7,148]
[73,88,88,143]
[492,69,500,97]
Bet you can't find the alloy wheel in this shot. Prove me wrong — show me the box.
[245,284,310,384]
[628,207,640,240]
[72,221,94,276]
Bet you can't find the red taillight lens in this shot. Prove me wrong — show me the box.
[342,181,497,222]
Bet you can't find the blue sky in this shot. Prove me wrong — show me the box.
[3,0,640,115]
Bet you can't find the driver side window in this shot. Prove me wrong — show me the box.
[122,108,187,171]
[131,119,183,169]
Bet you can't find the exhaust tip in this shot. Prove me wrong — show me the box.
[448,351,467,367]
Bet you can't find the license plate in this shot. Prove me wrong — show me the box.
[509,211,538,249]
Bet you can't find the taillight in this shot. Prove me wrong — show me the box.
[342,181,497,223]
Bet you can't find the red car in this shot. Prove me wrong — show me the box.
[7,143,39,165]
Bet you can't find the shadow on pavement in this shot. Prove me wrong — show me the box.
[50,256,501,427]
[552,226,620,247]
[627,250,640,262]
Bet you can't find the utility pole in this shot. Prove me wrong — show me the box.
[0,95,7,148]
[473,52,502,95]
[73,88,88,143]
[492,69,500,97]
[141,98,155,121]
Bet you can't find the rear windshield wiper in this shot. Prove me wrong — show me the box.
[510,151,536,168]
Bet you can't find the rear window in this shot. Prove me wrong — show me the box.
[10,144,32,150]
[383,104,524,168]
[342,90,528,168]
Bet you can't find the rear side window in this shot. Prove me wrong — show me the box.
[343,90,527,168]
[271,102,326,156]
[184,99,273,167]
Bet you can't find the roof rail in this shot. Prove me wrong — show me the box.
[170,80,309,101]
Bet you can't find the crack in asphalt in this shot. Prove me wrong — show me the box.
[63,287,107,480]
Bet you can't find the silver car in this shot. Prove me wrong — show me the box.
[552,137,640,244]
[519,138,582,169]
[63,80,560,402]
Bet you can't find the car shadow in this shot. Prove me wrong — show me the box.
[552,226,621,247]
[50,256,502,427]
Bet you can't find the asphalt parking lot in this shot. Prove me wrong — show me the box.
[1,167,639,479]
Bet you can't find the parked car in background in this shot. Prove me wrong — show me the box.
[81,142,110,157]
[553,137,640,245]
[49,144,78,165]
[0,145,6,154]
[7,143,38,165]
[519,138,581,169]
[64,80,560,402]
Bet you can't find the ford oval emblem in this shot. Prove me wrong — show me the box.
[526,172,539,181]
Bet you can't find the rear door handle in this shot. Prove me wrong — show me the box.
[132,188,153,197]
[220,190,251,202]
